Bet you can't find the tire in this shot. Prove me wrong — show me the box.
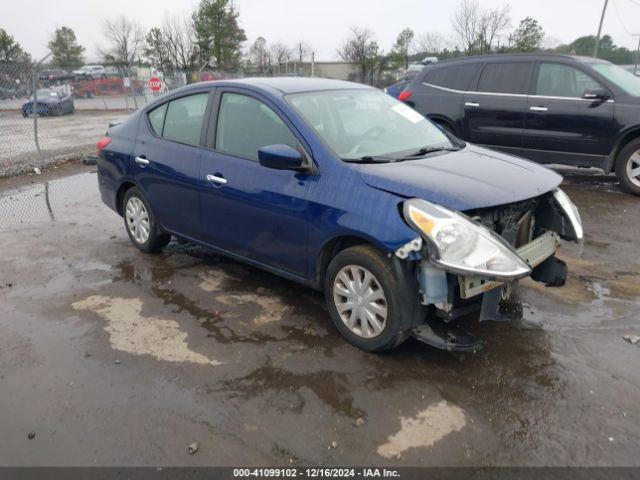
[53,105,63,116]
[324,244,408,352]
[615,138,640,195]
[122,187,171,253]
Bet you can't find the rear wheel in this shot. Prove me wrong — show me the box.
[122,187,171,253]
[324,245,408,352]
[615,138,640,195]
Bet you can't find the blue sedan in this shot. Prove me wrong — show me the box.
[97,78,583,352]
[22,89,75,117]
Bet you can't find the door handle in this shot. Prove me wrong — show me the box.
[206,174,228,185]
[529,106,548,112]
[465,102,480,108]
[135,156,150,165]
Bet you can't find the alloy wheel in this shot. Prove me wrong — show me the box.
[626,150,640,188]
[332,265,388,339]
[125,196,150,244]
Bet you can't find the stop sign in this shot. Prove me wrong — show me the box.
[148,77,162,92]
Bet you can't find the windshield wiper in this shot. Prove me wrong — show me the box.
[404,146,461,158]
[343,155,397,163]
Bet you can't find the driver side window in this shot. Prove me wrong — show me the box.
[536,63,602,98]
[215,93,298,161]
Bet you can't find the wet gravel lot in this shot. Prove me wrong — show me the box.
[0,164,638,466]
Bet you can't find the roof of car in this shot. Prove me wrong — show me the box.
[194,77,372,95]
[431,53,606,66]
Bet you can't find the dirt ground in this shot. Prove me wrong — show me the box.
[0,164,638,466]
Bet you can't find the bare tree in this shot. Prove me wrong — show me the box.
[416,31,449,54]
[248,37,271,72]
[270,42,293,74]
[162,14,198,72]
[337,27,381,84]
[451,0,510,55]
[452,0,480,54]
[477,4,511,54]
[100,16,145,76]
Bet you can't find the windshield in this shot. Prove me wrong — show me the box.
[31,90,59,100]
[589,63,640,96]
[287,89,454,160]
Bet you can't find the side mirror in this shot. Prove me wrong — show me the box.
[258,144,305,171]
[582,88,609,101]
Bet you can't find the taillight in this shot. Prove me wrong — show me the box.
[97,137,112,153]
[398,90,413,102]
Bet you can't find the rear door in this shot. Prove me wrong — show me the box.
[462,61,533,155]
[199,89,311,276]
[522,62,615,166]
[132,90,213,240]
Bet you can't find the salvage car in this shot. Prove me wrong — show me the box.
[399,54,640,195]
[97,78,582,352]
[21,89,75,116]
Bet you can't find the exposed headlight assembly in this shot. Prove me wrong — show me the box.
[552,188,583,241]
[403,199,532,280]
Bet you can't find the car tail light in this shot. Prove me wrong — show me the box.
[97,137,112,153]
[398,90,413,102]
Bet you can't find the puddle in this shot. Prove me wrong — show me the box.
[377,400,467,458]
[72,295,220,365]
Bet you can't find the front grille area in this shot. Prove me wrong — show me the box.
[467,197,541,247]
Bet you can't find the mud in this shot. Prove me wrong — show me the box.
[0,165,638,466]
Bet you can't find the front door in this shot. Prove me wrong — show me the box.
[462,61,533,156]
[522,62,615,166]
[199,90,312,277]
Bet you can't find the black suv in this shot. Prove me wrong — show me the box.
[401,54,640,194]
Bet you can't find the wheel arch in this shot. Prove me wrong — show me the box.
[608,127,640,173]
[115,181,136,216]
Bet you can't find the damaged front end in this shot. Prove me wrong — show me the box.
[395,188,583,352]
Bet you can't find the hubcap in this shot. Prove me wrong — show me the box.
[332,265,388,339]
[626,150,640,188]
[125,196,150,244]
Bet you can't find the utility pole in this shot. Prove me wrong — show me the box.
[634,34,640,75]
[593,0,609,58]
[32,52,52,162]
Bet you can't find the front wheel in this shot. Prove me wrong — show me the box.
[122,187,171,253]
[615,138,640,195]
[324,245,408,352]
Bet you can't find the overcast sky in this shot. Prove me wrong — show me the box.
[5,0,640,62]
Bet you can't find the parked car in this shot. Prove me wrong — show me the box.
[21,89,75,116]
[72,77,135,98]
[384,71,418,99]
[97,78,582,352]
[400,53,640,195]
[0,85,18,99]
[73,65,107,80]
[39,69,74,85]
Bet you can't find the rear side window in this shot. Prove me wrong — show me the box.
[148,103,167,135]
[215,93,297,161]
[477,62,532,94]
[423,64,479,91]
[161,93,209,146]
[536,63,602,98]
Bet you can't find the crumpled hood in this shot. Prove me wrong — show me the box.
[358,145,562,211]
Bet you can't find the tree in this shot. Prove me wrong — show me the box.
[416,32,449,55]
[247,36,270,72]
[0,28,30,63]
[512,17,544,52]
[391,28,415,69]
[145,27,172,73]
[48,27,85,69]
[556,35,634,64]
[270,42,292,74]
[452,0,510,55]
[337,27,384,84]
[193,0,246,71]
[162,15,199,72]
[99,16,145,76]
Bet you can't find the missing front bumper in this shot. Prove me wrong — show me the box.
[458,231,559,300]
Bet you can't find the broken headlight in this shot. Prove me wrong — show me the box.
[403,199,532,280]
[552,188,583,241]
